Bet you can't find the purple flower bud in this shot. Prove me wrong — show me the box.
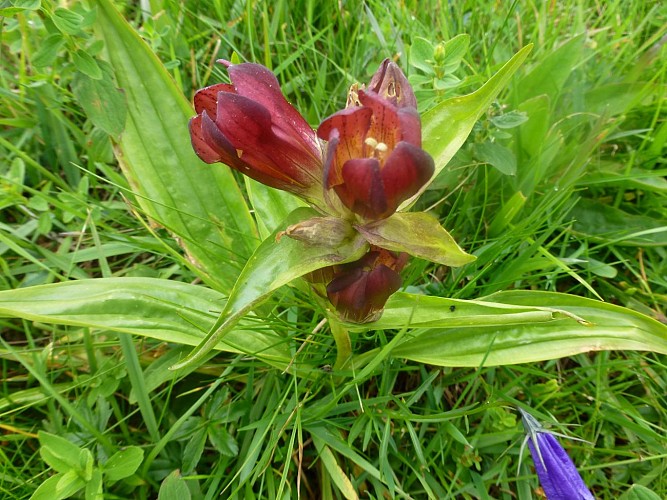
[519,408,594,500]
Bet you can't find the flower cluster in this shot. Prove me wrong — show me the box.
[189,59,435,322]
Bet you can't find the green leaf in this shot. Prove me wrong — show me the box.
[73,50,103,79]
[245,177,306,239]
[488,191,526,237]
[93,0,258,291]
[72,68,126,140]
[52,7,84,35]
[355,212,476,267]
[570,199,667,247]
[31,33,66,67]
[516,35,584,103]
[619,484,663,500]
[182,427,206,475]
[473,142,517,175]
[0,278,290,367]
[363,291,667,367]
[441,34,470,72]
[208,425,239,457]
[170,207,369,370]
[38,431,82,473]
[29,472,83,500]
[158,470,191,500]
[56,470,87,499]
[85,470,103,500]
[409,37,434,74]
[312,438,359,500]
[411,44,532,206]
[103,446,144,480]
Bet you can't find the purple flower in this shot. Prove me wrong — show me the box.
[519,408,594,500]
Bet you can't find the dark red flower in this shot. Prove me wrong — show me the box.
[326,248,408,323]
[317,60,434,221]
[189,61,324,202]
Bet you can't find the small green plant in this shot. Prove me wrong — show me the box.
[31,432,143,500]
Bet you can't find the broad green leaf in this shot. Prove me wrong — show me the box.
[72,49,103,80]
[103,446,144,480]
[409,44,532,206]
[619,484,663,500]
[52,7,84,35]
[0,278,290,367]
[85,470,103,500]
[409,37,435,74]
[472,142,517,176]
[94,0,257,291]
[570,199,667,246]
[72,66,127,140]
[355,212,475,267]
[516,35,584,103]
[31,33,66,67]
[158,470,191,500]
[38,431,82,473]
[171,207,369,370]
[363,291,667,367]
[30,472,83,500]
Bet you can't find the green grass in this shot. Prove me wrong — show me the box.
[1,0,666,498]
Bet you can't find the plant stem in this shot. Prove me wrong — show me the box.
[330,316,352,370]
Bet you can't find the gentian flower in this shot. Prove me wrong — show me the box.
[189,60,324,204]
[317,59,434,220]
[325,248,408,323]
[189,59,443,323]
[519,408,594,500]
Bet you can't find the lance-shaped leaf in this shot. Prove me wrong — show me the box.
[351,290,667,367]
[94,0,258,291]
[355,212,475,267]
[171,208,369,370]
[402,44,532,208]
[0,278,290,369]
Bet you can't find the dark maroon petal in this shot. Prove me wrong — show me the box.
[214,93,321,190]
[215,92,272,148]
[367,59,417,109]
[189,115,221,164]
[397,107,422,147]
[380,141,434,214]
[193,83,235,116]
[326,255,402,323]
[322,128,340,189]
[226,63,320,153]
[317,106,373,144]
[365,264,402,309]
[358,90,401,149]
[337,158,387,219]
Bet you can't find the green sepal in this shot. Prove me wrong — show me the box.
[355,211,475,267]
[170,208,370,370]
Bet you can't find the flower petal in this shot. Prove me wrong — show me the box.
[528,434,594,500]
[358,90,401,148]
[368,59,417,109]
[326,251,403,323]
[380,141,434,213]
[215,92,321,190]
[225,62,321,154]
[397,107,422,147]
[337,158,387,219]
[193,83,234,116]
